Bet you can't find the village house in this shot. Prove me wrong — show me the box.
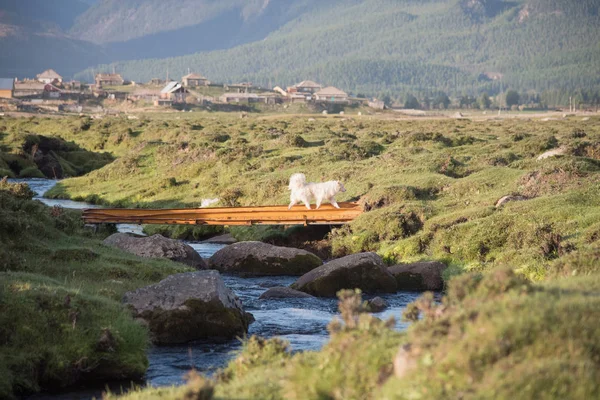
[224,82,253,93]
[147,78,165,86]
[368,99,385,110]
[288,93,308,103]
[160,81,188,103]
[95,73,125,88]
[220,92,259,104]
[273,86,287,96]
[64,81,82,90]
[130,88,160,102]
[182,73,209,87]
[314,86,349,104]
[0,78,14,99]
[36,69,63,84]
[14,81,62,98]
[288,80,322,95]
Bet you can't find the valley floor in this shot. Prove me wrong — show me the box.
[1,111,599,399]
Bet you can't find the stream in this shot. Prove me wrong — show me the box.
[12,178,422,399]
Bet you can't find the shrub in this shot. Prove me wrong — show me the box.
[220,187,244,207]
[18,166,44,178]
[381,268,600,399]
[284,134,308,148]
[0,177,35,200]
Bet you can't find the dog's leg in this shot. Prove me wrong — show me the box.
[315,197,322,209]
[303,200,311,210]
[330,197,340,209]
[288,199,297,210]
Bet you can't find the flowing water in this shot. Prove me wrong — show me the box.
[12,178,422,398]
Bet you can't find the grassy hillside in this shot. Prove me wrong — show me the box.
[78,0,600,96]
[0,125,114,179]
[2,112,592,280]
[0,179,190,399]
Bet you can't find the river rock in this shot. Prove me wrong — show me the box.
[123,270,253,344]
[103,233,206,268]
[291,252,398,297]
[367,296,389,312]
[202,233,237,244]
[208,241,322,276]
[388,261,447,291]
[259,287,315,299]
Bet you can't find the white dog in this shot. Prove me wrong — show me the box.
[288,173,346,210]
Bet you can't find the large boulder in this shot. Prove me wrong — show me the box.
[103,233,206,268]
[208,241,322,276]
[123,270,253,344]
[388,261,447,291]
[291,252,398,297]
[259,287,315,300]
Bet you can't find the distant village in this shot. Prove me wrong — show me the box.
[0,69,385,114]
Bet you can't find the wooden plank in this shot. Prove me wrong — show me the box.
[82,202,362,226]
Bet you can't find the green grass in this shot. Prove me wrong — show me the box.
[0,125,114,178]
[0,182,191,399]
[1,113,599,399]
[378,264,600,399]
[20,113,598,279]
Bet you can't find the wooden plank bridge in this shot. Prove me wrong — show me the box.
[82,202,362,226]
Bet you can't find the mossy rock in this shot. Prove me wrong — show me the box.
[209,241,322,277]
[388,261,447,291]
[291,252,398,297]
[123,271,253,344]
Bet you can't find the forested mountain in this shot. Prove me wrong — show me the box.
[68,0,332,61]
[1,0,599,98]
[77,0,600,97]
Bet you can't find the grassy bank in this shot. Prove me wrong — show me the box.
[0,119,114,179]
[22,113,599,279]
[0,179,191,399]
[109,253,600,399]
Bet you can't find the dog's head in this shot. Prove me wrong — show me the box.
[336,181,346,192]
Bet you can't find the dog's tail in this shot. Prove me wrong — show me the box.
[288,173,307,191]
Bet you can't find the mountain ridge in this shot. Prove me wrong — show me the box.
[75,0,600,96]
[1,0,598,97]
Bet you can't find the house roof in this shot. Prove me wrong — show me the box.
[295,80,322,88]
[37,69,62,80]
[182,73,207,80]
[315,86,347,97]
[15,81,46,90]
[161,81,186,94]
[96,73,124,81]
[133,89,160,96]
[221,93,258,98]
[0,78,14,90]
